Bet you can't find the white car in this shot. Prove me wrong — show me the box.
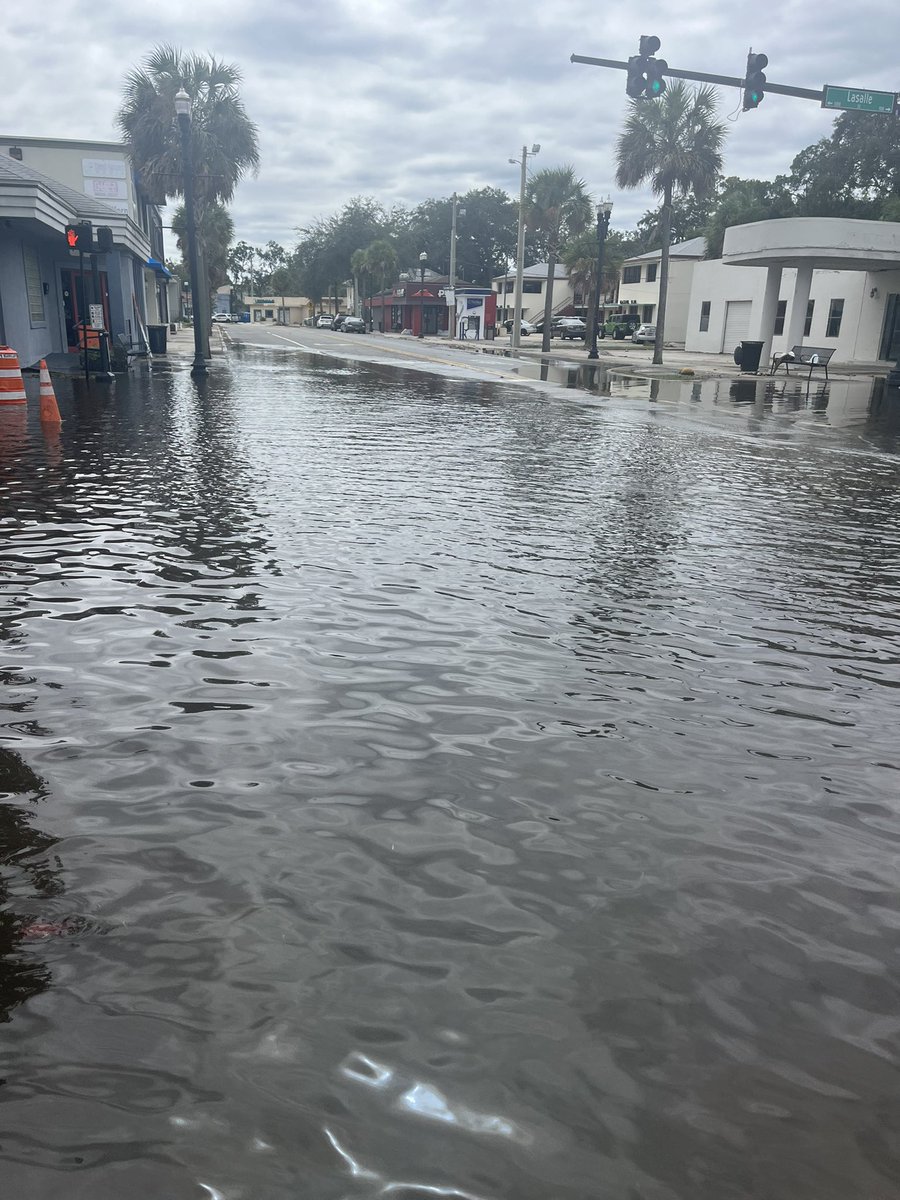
[316,314,335,328]
[504,318,536,336]
[631,324,656,344]
[211,312,231,323]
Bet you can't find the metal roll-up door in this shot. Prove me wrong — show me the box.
[722,300,752,353]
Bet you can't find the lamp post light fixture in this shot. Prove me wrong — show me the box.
[509,143,540,350]
[418,251,428,338]
[174,88,207,376]
[446,194,465,338]
[587,197,613,361]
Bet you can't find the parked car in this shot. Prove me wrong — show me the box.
[631,323,656,344]
[555,317,587,340]
[211,312,231,323]
[605,315,640,340]
[331,314,349,330]
[503,318,536,336]
[316,314,335,328]
[342,316,366,334]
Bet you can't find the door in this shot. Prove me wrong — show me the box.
[61,269,111,351]
[880,294,900,361]
[721,300,752,353]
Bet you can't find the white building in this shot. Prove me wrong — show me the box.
[617,236,707,343]
[684,218,900,366]
[492,263,576,327]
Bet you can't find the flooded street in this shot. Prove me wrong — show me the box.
[2,346,900,1199]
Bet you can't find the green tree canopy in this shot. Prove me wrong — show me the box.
[171,201,234,293]
[703,176,795,258]
[788,110,900,219]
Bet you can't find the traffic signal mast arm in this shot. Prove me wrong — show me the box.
[571,53,824,102]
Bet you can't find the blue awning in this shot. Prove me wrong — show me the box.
[146,257,172,278]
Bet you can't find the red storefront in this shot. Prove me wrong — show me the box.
[368,276,496,338]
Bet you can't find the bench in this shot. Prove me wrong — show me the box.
[771,345,835,381]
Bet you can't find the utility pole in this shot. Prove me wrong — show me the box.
[447,193,465,338]
[509,143,540,350]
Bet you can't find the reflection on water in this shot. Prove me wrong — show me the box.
[1,354,900,1199]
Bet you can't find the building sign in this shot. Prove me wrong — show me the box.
[82,159,127,178]
[84,178,128,200]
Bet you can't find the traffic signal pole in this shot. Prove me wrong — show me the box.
[571,54,824,102]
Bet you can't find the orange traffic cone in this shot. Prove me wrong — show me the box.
[0,345,27,406]
[38,360,62,426]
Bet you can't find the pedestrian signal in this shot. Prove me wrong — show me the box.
[64,222,93,251]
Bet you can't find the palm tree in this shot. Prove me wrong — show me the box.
[563,229,601,344]
[117,46,259,343]
[525,167,592,352]
[615,82,725,365]
[117,45,260,207]
[363,239,398,331]
[171,201,234,294]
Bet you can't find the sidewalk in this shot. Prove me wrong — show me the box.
[406,331,890,384]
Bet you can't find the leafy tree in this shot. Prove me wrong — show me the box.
[789,110,900,218]
[525,166,592,352]
[226,240,256,300]
[364,238,399,326]
[703,176,795,258]
[404,188,517,286]
[616,82,725,364]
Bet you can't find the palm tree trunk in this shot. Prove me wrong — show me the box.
[653,184,672,366]
[541,239,558,354]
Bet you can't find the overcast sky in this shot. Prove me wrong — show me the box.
[6,0,898,259]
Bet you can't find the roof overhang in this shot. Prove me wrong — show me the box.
[723,217,900,273]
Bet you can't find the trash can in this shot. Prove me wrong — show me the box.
[738,340,764,374]
[147,324,167,354]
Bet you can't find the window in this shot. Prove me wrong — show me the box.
[622,265,641,284]
[523,280,541,294]
[804,300,814,337]
[642,306,655,323]
[22,245,45,325]
[826,299,844,338]
[646,263,658,283]
[265,309,274,319]
[773,299,786,337]
[699,300,711,332]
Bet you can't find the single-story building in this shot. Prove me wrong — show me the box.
[368,271,493,337]
[684,218,900,367]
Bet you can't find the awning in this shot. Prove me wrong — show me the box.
[146,257,172,278]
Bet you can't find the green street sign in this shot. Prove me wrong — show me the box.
[822,85,896,114]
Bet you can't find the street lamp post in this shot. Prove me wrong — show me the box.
[588,198,613,361]
[418,251,427,338]
[446,194,465,338]
[509,143,540,350]
[174,89,208,376]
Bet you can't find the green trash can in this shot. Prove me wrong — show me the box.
[147,324,167,354]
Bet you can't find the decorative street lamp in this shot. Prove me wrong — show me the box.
[418,251,428,338]
[588,198,613,361]
[174,88,207,376]
[508,143,540,350]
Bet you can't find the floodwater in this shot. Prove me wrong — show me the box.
[2,349,900,1200]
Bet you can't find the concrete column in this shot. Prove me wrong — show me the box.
[785,264,814,349]
[757,265,782,368]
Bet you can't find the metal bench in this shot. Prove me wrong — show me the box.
[771,344,835,382]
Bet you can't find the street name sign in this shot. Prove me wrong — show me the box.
[822,85,896,114]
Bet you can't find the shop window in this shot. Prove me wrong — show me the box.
[622,265,641,284]
[699,300,711,332]
[646,264,658,282]
[826,299,844,338]
[804,300,814,337]
[773,299,786,336]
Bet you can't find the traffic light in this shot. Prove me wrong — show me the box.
[64,221,93,251]
[95,226,114,253]
[743,52,767,111]
[626,36,666,99]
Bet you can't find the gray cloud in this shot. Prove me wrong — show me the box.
[5,0,896,257]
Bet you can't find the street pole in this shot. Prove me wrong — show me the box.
[418,251,427,338]
[447,194,460,338]
[174,88,207,376]
[588,199,612,361]
[510,143,539,351]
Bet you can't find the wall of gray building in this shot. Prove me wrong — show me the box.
[0,233,66,366]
